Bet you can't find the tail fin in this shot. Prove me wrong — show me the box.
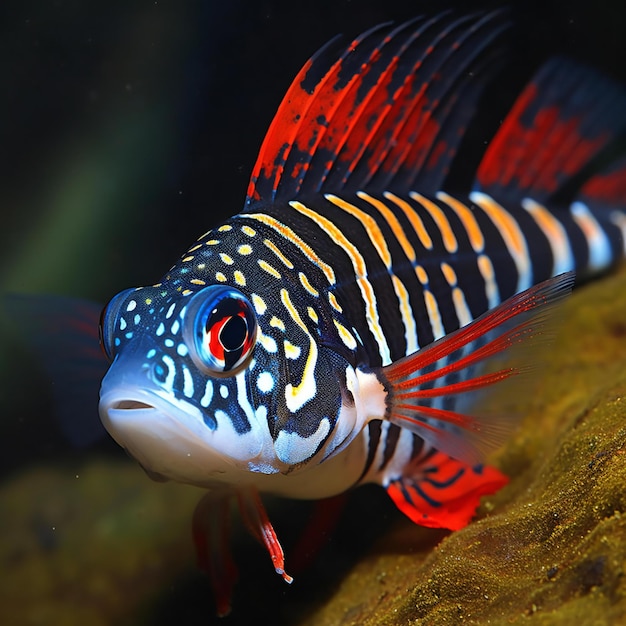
[474,57,626,208]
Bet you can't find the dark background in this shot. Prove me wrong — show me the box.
[0,1,624,620]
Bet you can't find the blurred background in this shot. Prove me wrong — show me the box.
[0,0,624,623]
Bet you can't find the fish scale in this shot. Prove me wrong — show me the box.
[88,9,626,616]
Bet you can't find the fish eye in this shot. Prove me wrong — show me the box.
[99,288,136,361]
[184,286,258,377]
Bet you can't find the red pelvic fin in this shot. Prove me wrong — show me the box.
[386,451,508,530]
[475,57,626,204]
[237,488,293,585]
[192,488,292,617]
[381,272,574,465]
[245,11,509,207]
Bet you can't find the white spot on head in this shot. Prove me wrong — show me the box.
[119,317,127,331]
[156,322,165,336]
[177,343,189,357]
[220,385,229,399]
[257,371,274,393]
[171,319,180,335]
[200,381,213,407]
[182,365,194,398]
[126,300,137,312]
[134,313,141,325]
[166,303,176,319]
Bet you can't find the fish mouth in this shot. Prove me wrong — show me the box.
[109,399,155,411]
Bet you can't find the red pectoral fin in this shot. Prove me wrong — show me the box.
[381,272,574,465]
[386,452,508,530]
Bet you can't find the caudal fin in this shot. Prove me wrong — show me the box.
[474,57,626,208]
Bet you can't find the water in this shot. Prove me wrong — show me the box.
[1,1,624,624]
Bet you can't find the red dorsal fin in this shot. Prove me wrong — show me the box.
[475,58,626,204]
[244,10,509,208]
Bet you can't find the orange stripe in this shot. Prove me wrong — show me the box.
[470,191,531,290]
[359,191,417,263]
[290,199,391,363]
[325,194,392,268]
[410,192,458,253]
[436,191,484,252]
[384,191,433,250]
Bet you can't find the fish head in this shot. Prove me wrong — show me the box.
[97,221,372,489]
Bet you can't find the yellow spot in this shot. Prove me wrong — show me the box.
[328,292,342,313]
[270,316,285,331]
[280,289,318,411]
[334,320,357,350]
[415,265,428,285]
[246,212,336,284]
[215,272,227,282]
[144,298,153,305]
[188,244,202,253]
[191,278,206,286]
[241,225,256,237]
[152,283,162,288]
[284,340,301,359]
[258,259,281,279]
[219,253,234,265]
[252,294,267,315]
[440,262,457,286]
[197,263,206,270]
[258,332,277,353]
[206,239,220,245]
[264,239,294,268]
[307,307,318,323]
[182,289,192,296]
[410,192,458,253]
[234,271,246,286]
[437,192,484,253]
[182,255,194,262]
[218,224,232,232]
[298,272,319,297]
[237,244,253,255]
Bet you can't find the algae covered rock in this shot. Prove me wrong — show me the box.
[300,266,626,626]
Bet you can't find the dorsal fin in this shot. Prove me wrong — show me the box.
[244,10,510,208]
[474,57,626,204]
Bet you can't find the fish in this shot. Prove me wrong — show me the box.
[89,9,626,616]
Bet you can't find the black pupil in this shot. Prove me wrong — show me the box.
[220,315,247,351]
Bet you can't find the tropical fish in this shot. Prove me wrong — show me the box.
[93,10,626,615]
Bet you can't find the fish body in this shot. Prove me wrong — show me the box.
[96,10,626,614]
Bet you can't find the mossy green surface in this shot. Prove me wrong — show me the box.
[300,265,626,625]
